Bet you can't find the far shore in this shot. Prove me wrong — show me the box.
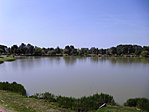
[0,55,16,64]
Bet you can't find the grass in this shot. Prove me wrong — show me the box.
[0,90,143,112]
[91,105,141,112]
[0,55,16,63]
[0,90,73,112]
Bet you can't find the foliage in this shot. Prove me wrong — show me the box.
[124,98,149,111]
[30,92,115,111]
[0,90,70,112]
[0,82,26,96]
[1,43,149,57]
[0,45,7,54]
[34,47,42,56]
[141,51,149,57]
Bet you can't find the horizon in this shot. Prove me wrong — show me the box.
[0,0,149,48]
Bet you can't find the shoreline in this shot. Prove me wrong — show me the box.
[0,90,142,112]
[0,56,16,64]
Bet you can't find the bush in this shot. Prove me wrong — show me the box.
[124,98,139,107]
[0,82,26,96]
[0,60,4,64]
[30,92,115,111]
[124,98,149,111]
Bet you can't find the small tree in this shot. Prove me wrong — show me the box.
[141,51,149,57]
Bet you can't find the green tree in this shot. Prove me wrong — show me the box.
[79,48,89,55]
[0,48,3,54]
[6,48,11,54]
[70,49,78,55]
[0,45,7,54]
[110,47,117,55]
[133,45,142,55]
[143,46,149,51]
[34,47,42,56]
[137,98,149,111]
[19,43,27,55]
[89,47,98,54]
[10,45,19,54]
[141,51,149,57]
[26,44,34,55]
[64,45,71,55]
[55,46,62,54]
[98,49,106,55]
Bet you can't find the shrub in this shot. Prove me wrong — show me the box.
[124,98,140,107]
[30,92,115,111]
[0,60,4,64]
[124,98,149,111]
[0,82,26,96]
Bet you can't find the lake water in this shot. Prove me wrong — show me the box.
[0,56,149,105]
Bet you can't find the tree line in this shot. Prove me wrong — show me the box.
[0,43,149,57]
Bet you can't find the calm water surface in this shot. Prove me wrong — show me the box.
[0,56,149,105]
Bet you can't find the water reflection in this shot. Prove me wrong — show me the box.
[63,56,77,66]
[109,57,149,65]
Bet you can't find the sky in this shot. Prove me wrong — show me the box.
[0,0,149,49]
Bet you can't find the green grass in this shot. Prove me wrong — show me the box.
[90,105,141,112]
[0,90,73,112]
[0,55,16,63]
[0,90,143,112]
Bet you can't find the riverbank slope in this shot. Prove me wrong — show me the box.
[0,90,141,112]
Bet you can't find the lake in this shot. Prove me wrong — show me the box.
[0,56,149,105]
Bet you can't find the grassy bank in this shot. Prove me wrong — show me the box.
[0,90,72,112]
[0,90,141,112]
[0,55,16,63]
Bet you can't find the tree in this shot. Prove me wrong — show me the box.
[89,47,98,54]
[143,46,149,52]
[70,49,78,55]
[26,44,34,55]
[34,47,42,56]
[110,47,117,55]
[70,45,75,50]
[0,45,7,54]
[10,45,18,54]
[19,43,27,55]
[141,51,149,57]
[64,45,71,55]
[79,48,89,55]
[98,49,106,55]
[0,48,3,54]
[42,48,48,54]
[48,50,56,55]
[55,46,61,54]
[133,45,142,55]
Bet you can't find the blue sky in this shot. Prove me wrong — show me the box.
[0,0,149,48]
